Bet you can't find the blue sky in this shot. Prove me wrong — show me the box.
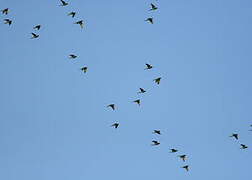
[1,0,252,179]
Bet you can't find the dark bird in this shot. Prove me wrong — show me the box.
[230,133,238,140]
[133,99,140,106]
[152,130,161,135]
[145,63,153,70]
[240,144,248,149]
[69,54,77,59]
[178,155,187,162]
[145,17,153,24]
[60,0,68,6]
[33,25,41,30]
[138,88,146,94]
[4,19,12,25]
[149,3,158,11]
[152,140,160,146]
[1,8,9,15]
[68,11,76,18]
[107,104,115,110]
[181,165,189,171]
[31,33,39,39]
[154,77,161,84]
[74,20,84,28]
[170,148,178,153]
[81,67,88,73]
[111,123,119,129]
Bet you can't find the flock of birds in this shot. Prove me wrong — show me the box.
[2,0,250,175]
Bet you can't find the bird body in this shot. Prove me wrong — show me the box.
[74,20,84,28]
[178,155,187,162]
[60,0,68,6]
[33,25,41,30]
[149,3,158,11]
[240,144,248,149]
[111,123,119,129]
[2,8,9,15]
[138,88,146,94]
[154,77,161,84]
[181,165,189,171]
[69,54,77,59]
[81,67,88,73]
[170,148,178,153]
[145,17,153,24]
[152,140,160,146]
[230,133,238,140]
[153,130,161,135]
[68,12,76,18]
[145,63,153,70]
[133,99,141,106]
[31,33,39,39]
[107,104,115,110]
[4,19,12,25]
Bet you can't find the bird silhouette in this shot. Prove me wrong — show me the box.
[152,130,161,135]
[107,104,115,110]
[111,123,119,129]
[145,17,153,24]
[1,8,9,15]
[74,20,84,28]
[230,133,238,140]
[60,0,68,6]
[138,88,146,94]
[145,63,153,70]
[154,77,161,84]
[181,165,189,171]
[149,3,158,11]
[133,99,140,106]
[170,148,178,153]
[81,67,88,73]
[69,54,77,59]
[240,144,248,149]
[31,33,39,39]
[33,25,41,30]
[152,140,160,146]
[4,19,12,25]
[68,12,76,18]
[178,155,187,162]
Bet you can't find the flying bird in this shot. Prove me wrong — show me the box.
[154,77,161,84]
[60,0,68,6]
[152,130,161,135]
[149,3,158,11]
[4,19,12,25]
[152,140,160,146]
[111,123,119,129]
[181,165,189,171]
[145,63,153,70]
[145,17,153,24]
[230,133,238,140]
[68,11,76,18]
[1,8,9,15]
[69,54,77,59]
[133,99,140,106]
[107,104,115,110]
[170,149,178,153]
[81,67,88,73]
[240,144,248,149]
[138,88,146,94]
[31,33,39,39]
[178,155,187,162]
[33,25,41,30]
[74,20,84,28]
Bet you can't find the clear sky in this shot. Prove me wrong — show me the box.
[1,0,252,179]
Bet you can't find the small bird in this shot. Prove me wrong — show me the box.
[111,123,119,129]
[69,54,77,59]
[152,140,160,146]
[145,17,153,24]
[74,20,84,28]
[81,67,88,73]
[4,19,12,25]
[181,165,189,171]
[133,99,140,106]
[107,104,115,110]
[68,11,76,18]
[31,33,39,39]
[240,144,248,149]
[145,63,153,70]
[230,133,238,140]
[33,25,41,30]
[152,130,161,135]
[170,149,178,153]
[138,88,146,94]
[60,0,68,6]
[178,155,187,162]
[1,8,9,15]
[149,3,158,11]
[154,77,161,84]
